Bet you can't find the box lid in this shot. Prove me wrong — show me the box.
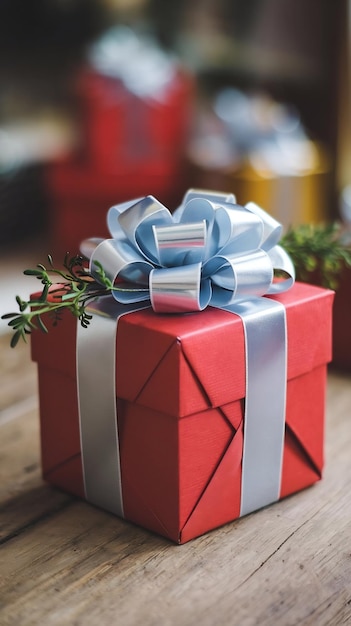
[31,282,333,419]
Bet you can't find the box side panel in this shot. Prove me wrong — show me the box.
[37,365,84,499]
[281,364,326,498]
[178,403,241,526]
[31,307,77,379]
[178,364,327,543]
[119,401,180,542]
[178,400,243,543]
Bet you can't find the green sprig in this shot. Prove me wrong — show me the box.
[281,223,351,290]
[1,254,137,347]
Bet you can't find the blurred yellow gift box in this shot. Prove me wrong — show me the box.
[187,89,331,227]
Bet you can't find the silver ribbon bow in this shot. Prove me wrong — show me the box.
[82,189,294,312]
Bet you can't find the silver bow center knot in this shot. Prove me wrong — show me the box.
[83,189,295,313]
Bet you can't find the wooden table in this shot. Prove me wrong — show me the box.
[0,333,351,626]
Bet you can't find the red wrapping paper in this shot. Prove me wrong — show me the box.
[31,282,334,543]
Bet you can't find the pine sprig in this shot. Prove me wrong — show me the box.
[281,223,351,289]
[1,254,138,347]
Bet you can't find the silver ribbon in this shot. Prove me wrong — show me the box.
[225,298,287,516]
[78,189,295,521]
[76,298,149,517]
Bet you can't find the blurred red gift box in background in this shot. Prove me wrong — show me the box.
[46,28,194,257]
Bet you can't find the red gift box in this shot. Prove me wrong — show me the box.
[31,282,333,543]
[75,68,194,174]
[332,265,351,370]
[45,65,194,257]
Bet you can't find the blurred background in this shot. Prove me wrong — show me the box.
[0,0,350,326]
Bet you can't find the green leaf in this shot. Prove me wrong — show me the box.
[36,315,48,333]
[15,296,28,313]
[8,318,22,327]
[39,283,50,303]
[23,269,43,277]
[10,331,22,348]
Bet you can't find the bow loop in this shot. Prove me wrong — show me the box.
[245,201,283,250]
[117,196,173,264]
[150,263,210,313]
[84,190,295,312]
[153,221,207,267]
[215,204,264,254]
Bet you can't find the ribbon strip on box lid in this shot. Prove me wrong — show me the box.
[77,189,295,520]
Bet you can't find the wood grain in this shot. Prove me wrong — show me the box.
[0,335,37,414]
[0,329,351,626]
